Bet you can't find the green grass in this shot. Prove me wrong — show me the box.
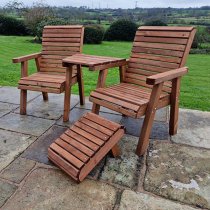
[1,35,210,111]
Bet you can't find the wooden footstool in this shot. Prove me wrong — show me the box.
[48,112,125,182]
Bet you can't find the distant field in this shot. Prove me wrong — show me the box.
[1,35,209,111]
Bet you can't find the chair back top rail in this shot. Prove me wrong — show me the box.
[126,26,196,93]
[40,25,84,74]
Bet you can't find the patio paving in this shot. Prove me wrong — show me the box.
[0,86,209,209]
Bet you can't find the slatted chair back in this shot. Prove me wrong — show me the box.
[126,26,196,93]
[39,25,84,74]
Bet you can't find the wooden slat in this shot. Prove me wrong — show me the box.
[74,121,109,141]
[136,30,190,38]
[127,68,155,76]
[134,36,188,45]
[95,87,149,105]
[55,138,89,163]
[43,28,82,34]
[48,148,79,179]
[129,58,179,69]
[18,85,61,93]
[42,33,81,38]
[80,118,114,136]
[44,25,83,29]
[41,51,78,55]
[132,47,184,57]
[41,55,71,60]
[40,63,64,68]
[42,42,81,47]
[20,75,64,83]
[89,96,137,118]
[128,62,173,73]
[139,26,194,31]
[19,80,62,88]
[60,133,95,157]
[70,126,105,146]
[86,112,121,131]
[64,130,99,151]
[30,72,66,79]
[133,42,186,51]
[42,37,81,42]
[50,143,84,169]
[90,91,140,112]
[131,53,181,63]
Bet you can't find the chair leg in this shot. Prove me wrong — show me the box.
[20,89,27,115]
[63,88,70,122]
[77,65,85,105]
[111,144,121,157]
[63,65,73,122]
[136,83,163,156]
[42,92,48,101]
[136,109,156,156]
[169,77,181,136]
[92,103,100,114]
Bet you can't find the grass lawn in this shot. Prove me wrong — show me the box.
[1,35,210,111]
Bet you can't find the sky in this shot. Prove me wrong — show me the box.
[1,0,210,9]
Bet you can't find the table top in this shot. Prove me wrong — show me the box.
[62,54,127,71]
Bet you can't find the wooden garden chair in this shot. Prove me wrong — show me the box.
[13,25,85,122]
[90,26,196,156]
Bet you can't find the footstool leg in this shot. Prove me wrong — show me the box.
[111,144,121,157]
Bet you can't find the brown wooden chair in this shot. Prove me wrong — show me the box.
[90,26,196,156]
[13,25,85,122]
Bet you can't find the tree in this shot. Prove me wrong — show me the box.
[23,2,54,35]
[4,0,24,17]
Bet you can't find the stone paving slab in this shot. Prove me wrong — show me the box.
[14,94,79,120]
[3,168,118,210]
[100,135,141,188]
[0,180,17,208]
[0,102,19,118]
[145,141,210,209]
[0,129,36,172]
[119,190,198,210]
[0,158,36,184]
[171,109,210,149]
[22,125,67,165]
[22,124,109,180]
[0,87,40,104]
[56,107,122,127]
[0,113,55,136]
[121,117,169,140]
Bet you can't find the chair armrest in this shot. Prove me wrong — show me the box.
[13,52,41,63]
[146,67,188,85]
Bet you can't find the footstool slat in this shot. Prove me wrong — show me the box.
[50,143,85,169]
[55,138,89,163]
[48,112,125,182]
[84,112,121,131]
[48,149,79,180]
[75,121,109,141]
[80,118,114,136]
[70,126,105,146]
[60,134,95,157]
[65,130,99,152]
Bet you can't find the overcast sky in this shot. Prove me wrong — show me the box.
[1,0,210,9]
